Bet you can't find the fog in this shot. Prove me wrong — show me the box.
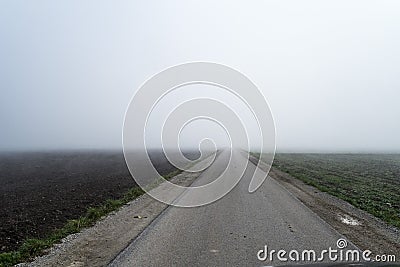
[1,0,399,152]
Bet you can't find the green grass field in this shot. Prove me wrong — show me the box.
[270,153,400,228]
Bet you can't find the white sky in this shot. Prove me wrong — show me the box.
[1,0,399,152]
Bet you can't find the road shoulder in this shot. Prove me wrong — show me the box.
[21,169,203,267]
[249,154,399,258]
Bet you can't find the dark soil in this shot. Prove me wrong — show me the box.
[0,150,197,253]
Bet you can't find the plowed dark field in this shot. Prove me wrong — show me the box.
[0,150,193,253]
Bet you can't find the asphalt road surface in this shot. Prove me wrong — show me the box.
[110,150,359,266]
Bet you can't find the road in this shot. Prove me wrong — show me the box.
[110,150,358,266]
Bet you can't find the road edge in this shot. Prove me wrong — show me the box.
[248,153,399,260]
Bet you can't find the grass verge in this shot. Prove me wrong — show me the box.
[0,169,182,267]
[254,153,400,229]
